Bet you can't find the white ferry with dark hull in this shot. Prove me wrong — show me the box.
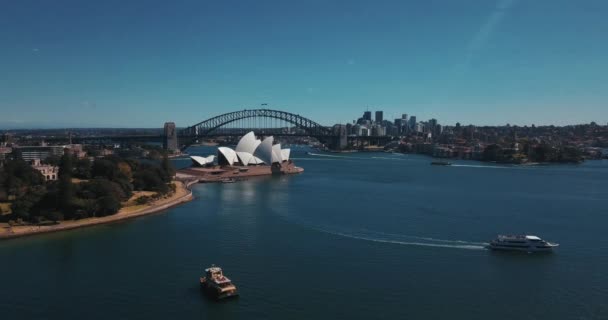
[488,235,559,252]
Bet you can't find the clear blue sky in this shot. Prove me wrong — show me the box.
[1,0,607,128]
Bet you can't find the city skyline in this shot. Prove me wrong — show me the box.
[2,0,608,128]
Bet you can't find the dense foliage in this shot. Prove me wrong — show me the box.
[0,152,175,223]
[481,143,583,163]
[0,159,45,201]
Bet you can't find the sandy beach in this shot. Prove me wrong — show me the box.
[0,181,194,240]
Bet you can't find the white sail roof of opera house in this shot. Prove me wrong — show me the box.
[272,144,283,163]
[190,155,215,166]
[281,148,290,161]
[218,147,239,165]
[213,133,292,166]
[254,136,274,165]
[236,132,261,154]
[235,131,262,166]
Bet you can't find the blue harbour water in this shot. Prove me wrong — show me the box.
[1,147,608,319]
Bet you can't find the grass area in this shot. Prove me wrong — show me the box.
[123,191,157,206]
[119,204,147,214]
[0,202,12,215]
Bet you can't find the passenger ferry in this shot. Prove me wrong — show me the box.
[200,266,239,299]
[488,235,559,252]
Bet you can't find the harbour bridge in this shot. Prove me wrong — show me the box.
[44,109,392,150]
[178,109,338,148]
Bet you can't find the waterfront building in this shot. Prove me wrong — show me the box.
[66,144,87,159]
[14,146,64,161]
[30,159,59,181]
[429,119,438,133]
[372,125,386,137]
[191,155,216,167]
[361,127,370,136]
[163,122,178,152]
[235,131,263,165]
[0,147,11,161]
[375,111,383,123]
[215,132,290,166]
[395,118,404,135]
[409,116,417,130]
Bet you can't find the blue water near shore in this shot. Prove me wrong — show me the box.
[1,147,608,319]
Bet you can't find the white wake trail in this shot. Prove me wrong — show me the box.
[314,228,487,250]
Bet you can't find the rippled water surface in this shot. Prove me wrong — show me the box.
[1,147,608,319]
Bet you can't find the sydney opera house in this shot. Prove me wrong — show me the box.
[190,131,291,167]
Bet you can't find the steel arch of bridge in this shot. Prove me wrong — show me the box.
[182,109,333,138]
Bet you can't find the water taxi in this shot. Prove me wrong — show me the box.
[488,235,559,252]
[200,265,239,299]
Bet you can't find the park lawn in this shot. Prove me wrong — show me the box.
[119,204,148,214]
[123,191,157,207]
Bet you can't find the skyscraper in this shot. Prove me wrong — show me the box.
[409,116,417,130]
[363,111,372,121]
[375,111,383,123]
[429,118,439,137]
[163,122,178,152]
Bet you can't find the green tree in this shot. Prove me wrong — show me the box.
[0,158,45,198]
[96,196,121,216]
[74,158,93,179]
[133,168,169,194]
[11,186,46,221]
[58,151,75,218]
[161,154,175,181]
[483,144,503,162]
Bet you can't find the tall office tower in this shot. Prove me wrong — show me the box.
[163,122,178,152]
[363,111,372,121]
[375,111,383,123]
[409,116,417,130]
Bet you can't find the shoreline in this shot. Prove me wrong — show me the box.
[0,180,196,241]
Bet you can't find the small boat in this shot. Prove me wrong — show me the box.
[200,265,239,299]
[431,161,452,166]
[220,178,236,183]
[488,235,559,253]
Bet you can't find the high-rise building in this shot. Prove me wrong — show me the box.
[409,116,417,130]
[402,114,408,120]
[363,111,372,121]
[375,111,383,123]
[163,122,178,152]
[429,118,438,137]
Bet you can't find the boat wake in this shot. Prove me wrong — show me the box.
[450,164,512,169]
[306,153,370,160]
[319,230,486,250]
[272,210,487,251]
[290,157,339,161]
[306,153,358,159]
[371,156,408,161]
[314,227,487,250]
